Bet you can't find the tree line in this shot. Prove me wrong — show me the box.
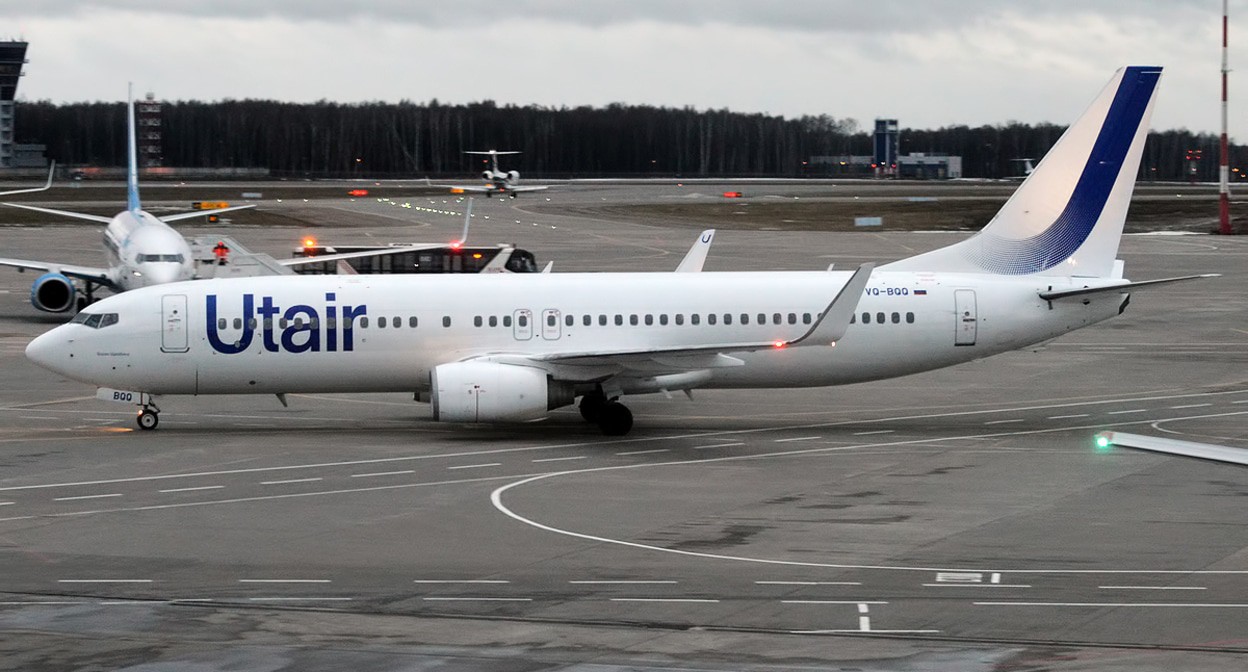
[14,99,1245,181]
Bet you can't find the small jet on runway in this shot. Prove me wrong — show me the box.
[428,150,547,198]
[24,66,1217,435]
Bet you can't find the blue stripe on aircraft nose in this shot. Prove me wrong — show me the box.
[968,66,1161,275]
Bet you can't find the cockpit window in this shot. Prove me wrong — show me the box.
[70,312,119,329]
[137,254,185,263]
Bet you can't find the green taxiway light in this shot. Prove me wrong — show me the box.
[1094,433,1112,451]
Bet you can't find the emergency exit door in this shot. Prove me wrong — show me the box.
[954,289,977,346]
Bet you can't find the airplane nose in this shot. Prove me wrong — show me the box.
[25,329,66,373]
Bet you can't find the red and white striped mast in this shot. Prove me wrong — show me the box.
[1220,0,1233,234]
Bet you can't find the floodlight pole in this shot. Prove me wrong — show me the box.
[1220,0,1233,234]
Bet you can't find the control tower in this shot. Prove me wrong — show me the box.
[0,40,28,168]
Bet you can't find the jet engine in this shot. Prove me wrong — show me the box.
[30,272,76,313]
[431,361,573,423]
[482,170,495,181]
[507,170,519,182]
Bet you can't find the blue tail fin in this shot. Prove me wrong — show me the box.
[126,83,141,214]
[882,66,1161,278]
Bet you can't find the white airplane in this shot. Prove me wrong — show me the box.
[429,150,547,198]
[26,66,1213,436]
[0,87,254,312]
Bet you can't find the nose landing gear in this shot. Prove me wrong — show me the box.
[134,395,160,431]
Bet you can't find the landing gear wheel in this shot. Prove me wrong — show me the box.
[579,392,606,423]
[597,402,633,436]
[137,409,159,430]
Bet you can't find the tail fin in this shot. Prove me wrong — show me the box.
[883,66,1161,278]
[126,83,141,214]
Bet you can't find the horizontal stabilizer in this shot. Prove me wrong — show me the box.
[1038,274,1218,301]
[3,202,112,224]
[0,161,55,197]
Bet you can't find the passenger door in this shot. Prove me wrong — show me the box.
[513,309,533,341]
[541,309,562,340]
[954,289,977,346]
[161,294,189,353]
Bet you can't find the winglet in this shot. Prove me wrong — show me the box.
[459,197,473,246]
[126,83,141,214]
[0,160,55,197]
[787,263,873,347]
[675,229,715,272]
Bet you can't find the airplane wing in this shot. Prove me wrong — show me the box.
[1038,274,1219,301]
[675,230,715,272]
[0,257,119,290]
[159,204,256,223]
[1096,431,1248,467]
[506,185,548,193]
[469,264,873,382]
[2,202,112,224]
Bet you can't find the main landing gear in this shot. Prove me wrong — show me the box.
[579,389,633,436]
[135,396,160,431]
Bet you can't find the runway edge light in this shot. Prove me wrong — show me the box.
[1094,432,1113,451]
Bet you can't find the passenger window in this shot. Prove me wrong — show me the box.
[518,315,528,327]
[691,314,700,326]
[443,316,452,328]
[875,312,885,324]
[630,315,639,326]
[565,314,574,327]
[547,314,557,327]
[410,316,418,328]
[741,314,750,325]
[310,318,319,329]
[233,317,242,329]
[218,318,227,330]
[264,318,274,330]
[503,315,512,327]
[660,314,668,326]
[706,313,715,325]
[327,317,337,329]
[773,313,782,325]
[582,315,591,326]
[247,318,257,329]
[293,318,304,328]
[861,312,870,324]
[891,312,900,324]
[599,314,607,326]
[723,313,732,325]
[758,313,766,325]
[378,317,387,329]
[674,314,683,326]
[803,313,812,324]
[489,316,498,327]
[906,312,915,324]
[474,316,483,327]
[614,315,623,326]
[788,313,797,325]
[644,314,653,326]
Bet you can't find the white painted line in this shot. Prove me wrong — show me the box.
[97,601,167,605]
[609,598,719,603]
[975,602,1248,607]
[1169,403,1213,409]
[782,600,888,605]
[57,574,152,579]
[774,436,822,443]
[19,416,57,420]
[411,574,504,579]
[531,456,587,463]
[350,470,415,478]
[248,597,353,602]
[1107,409,1148,415]
[857,603,870,614]
[991,573,1001,584]
[755,581,862,586]
[694,442,745,449]
[794,629,942,634]
[1048,414,1089,419]
[859,616,870,630]
[1099,586,1207,591]
[984,419,1024,425]
[0,601,87,605]
[53,493,122,502]
[923,583,1032,588]
[158,485,224,494]
[0,502,13,507]
[615,449,669,456]
[422,597,532,602]
[237,574,331,579]
[935,572,982,583]
[1233,399,1248,404]
[447,463,502,470]
[852,430,894,436]
[571,574,678,579]
[259,478,322,485]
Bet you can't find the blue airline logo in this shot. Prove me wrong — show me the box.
[206,292,366,354]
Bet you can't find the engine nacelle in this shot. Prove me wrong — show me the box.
[506,170,520,182]
[431,361,573,423]
[482,170,496,181]
[30,272,76,313]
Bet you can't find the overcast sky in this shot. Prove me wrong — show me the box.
[2,1,1243,138]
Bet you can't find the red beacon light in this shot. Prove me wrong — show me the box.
[449,240,463,250]
[772,340,787,349]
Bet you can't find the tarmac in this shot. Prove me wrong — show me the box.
[1,181,1246,671]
